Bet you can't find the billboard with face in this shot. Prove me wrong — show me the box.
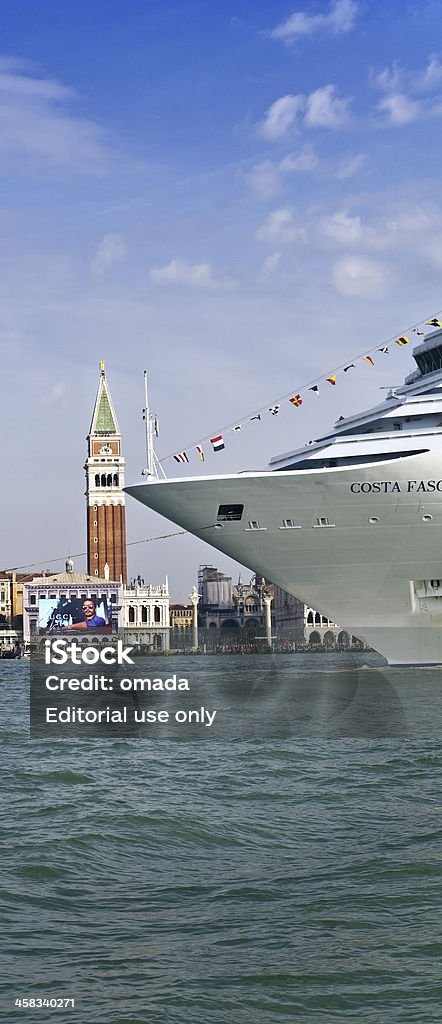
[38,596,113,634]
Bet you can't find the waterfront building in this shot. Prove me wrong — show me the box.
[196,566,361,649]
[0,575,11,624]
[304,608,360,648]
[0,575,21,654]
[85,361,127,583]
[170,604,193,631]
[123,576,170,649]
[22,559,124,647]
[198,565,267,641]
[0,569,35,630]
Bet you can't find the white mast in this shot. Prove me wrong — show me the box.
[142,370,166,480]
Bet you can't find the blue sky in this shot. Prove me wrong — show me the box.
[3,0,442,597]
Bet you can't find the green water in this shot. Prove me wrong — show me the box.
[2,655,442,1022]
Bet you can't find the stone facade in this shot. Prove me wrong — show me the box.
[198,566,268,639]
[123,577,170,650]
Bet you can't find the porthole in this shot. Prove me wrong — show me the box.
[93,520,97,526]
[94,553,99,560]
[93,505,98,512]
[369,516,380,524]
[94,537,98,544]
[422,514,433,522]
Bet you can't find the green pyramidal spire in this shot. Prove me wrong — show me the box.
[96,389,116,432]
[89,361,120,436]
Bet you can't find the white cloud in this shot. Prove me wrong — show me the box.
[377,92,421,125]
[332,255,391,297]
[256,94,304,140]
[415,54,442,92]
[256,86,351,139]
[374,55,442,96]
[372,56,442,126]
[245,148,317,197]
[336,152,366,178]
[279,148,318,172]
[246,160,283,199]
[255,207,306,245]
[91,234,127,276]
[0,56,111,172]
[319,204,439,254]
[321,210,364,245]
[149,259,232,290]
[373,62,403,94]
[260,251,281,277]
[304,84,352,127]
[271,0,358,42]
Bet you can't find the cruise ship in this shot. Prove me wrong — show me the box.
[126,329,442,665]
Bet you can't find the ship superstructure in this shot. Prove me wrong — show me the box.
[126,330,442,664]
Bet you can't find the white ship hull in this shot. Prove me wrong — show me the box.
[126,447,442,665]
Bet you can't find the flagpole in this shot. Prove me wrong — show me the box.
[142,370,167,481]
[144,370,153,477]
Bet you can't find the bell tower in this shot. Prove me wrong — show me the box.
[85,361,127,583]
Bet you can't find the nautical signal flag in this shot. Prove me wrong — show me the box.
[309,385,319,395]
[289,394,303,407]
[269,405,280,416]
[174,452,189,463]
[211,435,225,452]
[395,336,409,347]
[378,346,389,354]
[196,445,204,462]
[426,319,442,327]
[343,364,354,372]
[233,425,242,432]
[363,355,375,366]
[326,375,337,385]
[251,414,261,422]
[413,329,424,336]
[154,417,159,438]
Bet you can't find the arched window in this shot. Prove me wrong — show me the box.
[107,474,112,487]
[95,474,100,487]
[315,612,321,625]
[101,474,106,487]
[141,606,148,623]
[128,606,135,623]
[154,605,161,623]
[113,474,119,487]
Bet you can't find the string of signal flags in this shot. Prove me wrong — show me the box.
[158,313,442,467]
